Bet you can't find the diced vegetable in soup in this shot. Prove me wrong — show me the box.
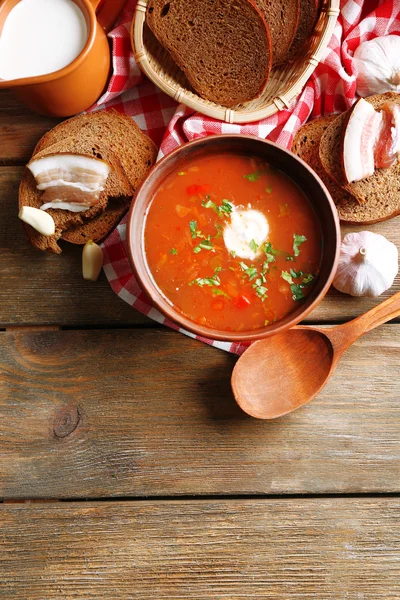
[144,154,321,332]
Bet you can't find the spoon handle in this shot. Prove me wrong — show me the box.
[333,291,400,352]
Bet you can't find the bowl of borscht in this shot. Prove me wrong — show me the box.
[127,135,340,342]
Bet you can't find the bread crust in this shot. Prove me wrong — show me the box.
[146,0,272,107]
[255,0,301,66]
[19,110,157,253]
[286,0,319,62]
[319,93,400,216]
[293,113,400,224]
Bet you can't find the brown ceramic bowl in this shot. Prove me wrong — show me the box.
[127,135,341,342]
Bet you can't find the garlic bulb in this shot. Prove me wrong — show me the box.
[353,36,400,97]
[333,231,398,297]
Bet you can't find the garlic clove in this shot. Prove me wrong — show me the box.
[82,240,103,281]
[333,231,398,297]
[354,35,400,97]
[18,205,55,236]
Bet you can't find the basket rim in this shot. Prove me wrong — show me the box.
[131,0,340,124]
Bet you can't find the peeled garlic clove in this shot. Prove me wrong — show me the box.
[18,206,55,236]
[333,231,398,297]
[82,240,103,281]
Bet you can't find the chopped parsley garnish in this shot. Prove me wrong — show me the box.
[220,199,233,214]
[253,283,268,301]
[260,262,268,274]
[230,250,236,258]
[249,239,259,253]
[291,285,306,301]
[289,269,303,279]
[252,276,268,301]
[189,220,214,252]
[281,270,315,301]
[286,234,307,261]
[238,254,271,301]
[266,186,273,194]
[202,198,219,213]
[243,170,263,182]
[201,196,233,217]
[302,273,314,284]
[189,274,221,288]
[281,271,294,285]
[262,241,278,264]
[239,262,258,281]
[190,267,222,287]
[293,234,307,257]
[212,289,230,299]
[189,220,197,238]
[170,248,178,255]
[193,238,214,253]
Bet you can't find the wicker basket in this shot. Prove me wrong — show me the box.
[131,0,340,124]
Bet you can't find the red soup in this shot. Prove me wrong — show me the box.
[144,153,321,332]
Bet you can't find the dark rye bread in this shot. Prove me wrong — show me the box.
[146,0,272,107]
[62,198,130,244]
[255,0,300,66]
[293,115,400,224]
[34,110,158,193]
[319,92,400,207]
[286,0,319,62]
[20,110,157,253]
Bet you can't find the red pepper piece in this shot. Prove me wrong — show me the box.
[186,184,211,196]
[234,295,251,309]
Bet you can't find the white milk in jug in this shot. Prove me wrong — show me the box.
[0,0,88,80]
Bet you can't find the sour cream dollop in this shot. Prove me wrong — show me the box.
[223,208,269,260]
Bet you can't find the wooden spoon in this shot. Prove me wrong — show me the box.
[232,291,400,419]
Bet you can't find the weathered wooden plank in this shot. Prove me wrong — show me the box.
[1,327,399,498]
[0,167,149,326]
[1,499,399,599]
[0,91,60,164]
[2,166,400,325]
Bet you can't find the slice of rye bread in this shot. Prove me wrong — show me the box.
[19,141,133,254]
[292,115,400,224]
[21,110,157,253]
[62,197,131,245]
[146,0,272,107]
[286,0,319,62]
[255,0,300,66]
[34,110,158,192]
[319,92,400,205]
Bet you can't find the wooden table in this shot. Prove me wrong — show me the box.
[1,90,399,599]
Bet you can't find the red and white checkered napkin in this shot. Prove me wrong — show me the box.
[97,0,400,355]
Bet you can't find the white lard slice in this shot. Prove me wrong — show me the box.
[27,153,112,212]
[28,153,111,192]
[342,98,382,183]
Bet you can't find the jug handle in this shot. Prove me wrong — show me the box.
[90,0,126,33]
